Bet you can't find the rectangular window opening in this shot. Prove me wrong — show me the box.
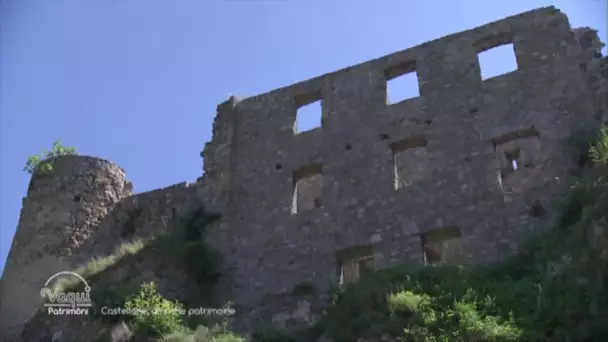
[391,136,428,190]
[493,127,540,180]
[294,92,322,134]
[420,227,464,265]
[385,61,420,104]
[500,148,522,180]
[291,164,323,214]
[477,42,518,80]
[336,245,374,285]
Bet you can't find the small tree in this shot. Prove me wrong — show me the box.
[23,140,76,174]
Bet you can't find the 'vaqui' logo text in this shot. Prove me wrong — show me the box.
[40,271,91,316]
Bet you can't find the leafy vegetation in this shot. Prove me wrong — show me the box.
[123,282,244,341]
[162,323,245,342]
[590,125,608,167]
[251,327,295,342]
[316,126,608,342]
[52,239,146,293]
[124,281,185,337]
[23,140,76,174]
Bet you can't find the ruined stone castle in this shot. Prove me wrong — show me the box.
[1,6,607,341]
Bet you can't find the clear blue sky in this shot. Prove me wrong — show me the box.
[1,0,606,276]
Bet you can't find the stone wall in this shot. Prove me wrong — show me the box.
[207,6,606,331]
[10,176,235,341]
[3,5,608,341]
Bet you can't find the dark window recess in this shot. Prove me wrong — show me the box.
[336,245,375,284]
[528,200,547,218]
[73,195,82,202]
[560,200,583,228]
[276,164,283,170]
[578,151,589,167]
[292,164,323,214]
[121,208,142,238]
[345,143,352,151]
[493,127,540,180]
[420,226,464,265]
[423,245,441,264]
[379,133,389,140]
[392,135,428,190]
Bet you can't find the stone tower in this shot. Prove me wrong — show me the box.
[0,155,132,341]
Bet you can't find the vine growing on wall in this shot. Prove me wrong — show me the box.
[23,140,77,174]
[169,208,223,290]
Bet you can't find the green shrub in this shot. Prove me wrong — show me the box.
[162,324,245,342]
[252,327,295,342]
[23,140,76,174]
[590,125,608,168]
[124,281,184,338]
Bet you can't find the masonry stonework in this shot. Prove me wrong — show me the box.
[0,156,132,340]
[1,6,607,341]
